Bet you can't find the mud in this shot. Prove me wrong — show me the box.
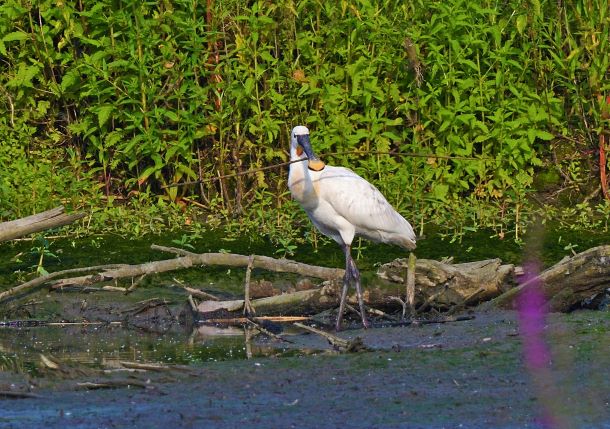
[1,309,608,429]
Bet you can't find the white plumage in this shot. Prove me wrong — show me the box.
[288,125,416,330]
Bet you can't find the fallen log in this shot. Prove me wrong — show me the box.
[484,245,610,312]
[377,257,515,307]
[0,206,85,242]
[196,258,515,318]
[197,289,329,316]
[46,252,342,288]
[0,249,343,304]
[196,249,607,318]
[0,264,129,304]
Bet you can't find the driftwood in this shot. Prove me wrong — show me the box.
[119,361,191,372]
[172,277,219,300]
[0,247,343,304]
[75,380,151,390]
[378,257,515,306]
[0,264,128,304]
[486,245,610,312]
[197,258,515,317]
[198,248,608,318]
[150,244,343,279]
[41,248,341,287]
[0,206,85,242]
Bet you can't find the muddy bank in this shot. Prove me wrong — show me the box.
[1,309,608,429]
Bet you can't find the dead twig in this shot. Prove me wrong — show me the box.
[125,274,147,295]
[40,354,60,370]
[345,303,362,319]
[405,253,417,316]
[244,326,253,359]
[366,306,398,321]
[187,295,198,312]
[75,380,151,390]
[119,361,192,372]
[2,251,340,305]
[246,318,294,343]
[388,296,407,320]
[151,244,197,257]
[243,255,256,316]
[173,278,220,301]
[121,298,173,316]
[415,284,449,313]
[293,322,371,352]
[202,316,309,324]
[0,320,122,328]
[50,284,127,293]
[369,314,476,329]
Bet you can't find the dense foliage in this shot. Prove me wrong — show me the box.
[1,0,609,243]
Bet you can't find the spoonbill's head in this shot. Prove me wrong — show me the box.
[291,125,325,171]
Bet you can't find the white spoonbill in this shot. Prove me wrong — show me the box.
[288,125,417,330]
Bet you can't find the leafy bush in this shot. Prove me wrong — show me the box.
[0,0,608,241]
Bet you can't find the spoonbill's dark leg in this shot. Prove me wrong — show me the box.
[350,257,369,329]
[336,245,370,331]
[336,244,353,331]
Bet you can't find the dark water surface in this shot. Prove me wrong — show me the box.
[0,322,308,377]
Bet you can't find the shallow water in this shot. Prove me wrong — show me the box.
[0,310,608,429]
[0,322,310,376]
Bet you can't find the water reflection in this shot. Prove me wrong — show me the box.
[0,323,312,375]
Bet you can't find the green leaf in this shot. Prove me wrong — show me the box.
[565,48,581,62]
[527,128,537,144]
[137,165,159,185]
[7,63,39,88]
[2,31,28,42]
[530,0,541,17]
[176,164,198,180]
[244,77,255,95]
[381,131,401,141]
[163,110,179,122]
[516,15,527,35]
[104,131,123,148]
[97,105,114,128]
[259,50,275,63]
[527,104,538,121]
[438,120,452,133]
[535,130,555,141]
[432,183,449,201]
[60,70,79,91]
[459,59,478,72]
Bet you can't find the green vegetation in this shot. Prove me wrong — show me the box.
[1,0,609,245]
